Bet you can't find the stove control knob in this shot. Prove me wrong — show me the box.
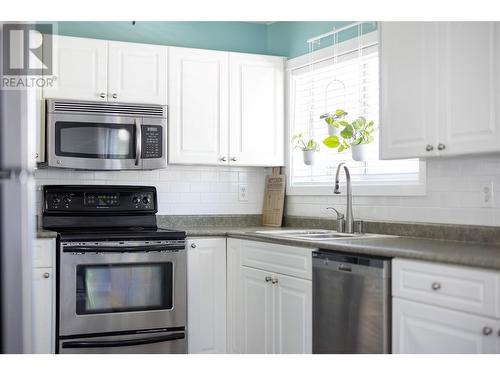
[52,196,61,204]
[143,196,150,204]
[133,196,141,204]
[63,197,72,205]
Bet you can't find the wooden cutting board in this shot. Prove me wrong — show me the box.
[262,167,286,227]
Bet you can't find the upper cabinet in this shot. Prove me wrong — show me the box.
[229,53,285,166]
[168,48,285,167]
[380,22,500,159]
[43,35,167,105]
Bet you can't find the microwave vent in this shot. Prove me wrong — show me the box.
[49,100,166,118]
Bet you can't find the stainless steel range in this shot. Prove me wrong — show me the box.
[42,185,187,354]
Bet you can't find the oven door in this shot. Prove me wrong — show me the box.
[46,113,166,170]
[59,247,186,337]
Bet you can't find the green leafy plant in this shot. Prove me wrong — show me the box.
[292,133,320,152]
[322,113,376,153]
[321,108,349,131]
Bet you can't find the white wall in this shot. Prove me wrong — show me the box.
[34,166,268,216]
[286,154,500,227]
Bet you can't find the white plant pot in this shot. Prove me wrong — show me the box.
[302,150,316,166]
[328,125,341,137]
[351,143,371,161]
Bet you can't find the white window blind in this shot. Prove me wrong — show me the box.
[289,41,421,192]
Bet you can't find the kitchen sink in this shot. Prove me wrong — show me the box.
[254,229,388,241]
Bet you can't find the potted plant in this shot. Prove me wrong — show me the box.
[321,108,348,137]
[292,133,320,165]
[322,116,376,161]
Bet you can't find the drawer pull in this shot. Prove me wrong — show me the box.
[482,327,493,336]
[271,278,278,284]
[265,276,272,283]
[431,282,441,291]
[190,243,196,249]
[43,272,50,279]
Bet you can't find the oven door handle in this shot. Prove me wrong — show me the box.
[63,245,185,253]
[135,117,142,166]
[62,332,185,349]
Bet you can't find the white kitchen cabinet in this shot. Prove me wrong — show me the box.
[393,298,498,354]
[108,41,167,105]
[168,47,229,165]
[392,258,500,354]
[380,21,500,159]
[187,237,227,354]
[228,238,313,354]
[43,36,167,105]
[32,238,56,354]
[43,35,108,101]
[229,53,285,166]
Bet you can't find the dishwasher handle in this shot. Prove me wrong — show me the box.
[312,250,391,277]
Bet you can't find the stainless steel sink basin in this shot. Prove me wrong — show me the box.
[254,229,389,241]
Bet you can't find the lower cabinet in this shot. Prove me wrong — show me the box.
[187,237,227,354]
[228,238,313,354]
[392,258,500,354]
[32,238,56,354]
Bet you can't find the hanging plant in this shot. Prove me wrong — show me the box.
[292,133,320,166]
[321,108,348,136]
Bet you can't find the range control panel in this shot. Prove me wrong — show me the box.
[43,185,157,214]
[142,125,163,159]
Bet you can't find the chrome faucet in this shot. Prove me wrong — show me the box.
[334,162,354,233]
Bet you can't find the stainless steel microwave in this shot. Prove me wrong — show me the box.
[45,99,166,170]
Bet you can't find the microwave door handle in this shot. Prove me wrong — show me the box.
[62,332,185,349]
[135,118,142,166]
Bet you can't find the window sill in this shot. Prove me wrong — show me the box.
[287,182,426,197]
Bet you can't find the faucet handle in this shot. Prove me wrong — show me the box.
[326,207,344,220]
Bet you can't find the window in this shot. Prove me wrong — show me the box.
[287,31,425,196]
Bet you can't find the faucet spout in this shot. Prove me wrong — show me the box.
[334,162,354,233]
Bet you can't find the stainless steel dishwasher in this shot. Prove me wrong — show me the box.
[312,250,391,354]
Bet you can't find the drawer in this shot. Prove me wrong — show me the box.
[392,258,499,318]
[240,240,314,280]
[33,239,55,268]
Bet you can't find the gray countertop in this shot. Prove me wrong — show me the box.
[37,225,500,270]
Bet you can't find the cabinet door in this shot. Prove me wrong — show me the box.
[187,238,227,354]
[168,47,229,165]
[32,267,54,354]
[274,274,312,354]
[240,266,274,354]
[393,298,498,354]
[43,35,108,101]
[108,41,167,104]
[437,22,500,156]
[229,53,284,166]
[379,22,439,159]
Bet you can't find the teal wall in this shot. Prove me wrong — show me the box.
[48,21,375,59]
[53,21,269,55]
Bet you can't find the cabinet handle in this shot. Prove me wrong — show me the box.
[190,243,196,249]
[112,93,118,99]
[265,276,272,283]
[431,282,441,291]
[437,143,446,151]
[425,144,434,152]
[482,326,493,336]
[271,278,278,284]
[99,93,106,99]
[43,272,50,279]
[220,156,227,162]
[231,157,237,162]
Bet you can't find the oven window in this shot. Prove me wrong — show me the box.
[55,122,135,159]
[76,263,173,315]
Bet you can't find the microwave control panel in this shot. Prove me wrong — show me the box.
[142,125,163,159]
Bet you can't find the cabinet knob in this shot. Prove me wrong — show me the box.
[265,276,272,283]
[112,93,118,99]
[231,157,237,162]
[271,278,278,284]
[425,144,434,152]
[437,143,446,151]
[43,272,50,279]
[99,93,106,99]
[482,326,493,336]
[35,153,39,159]
[431,282,441,291]
[190,243,196,249]
[220,156,227,162]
